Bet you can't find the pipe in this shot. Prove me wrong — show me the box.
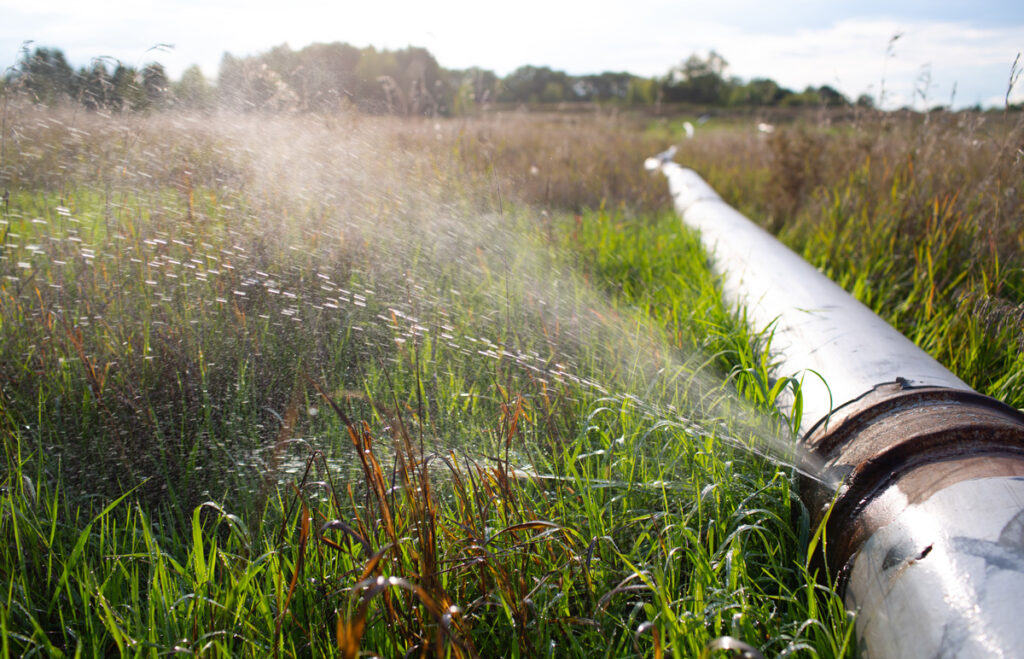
[649,157,1024,657]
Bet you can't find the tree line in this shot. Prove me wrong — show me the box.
[3,43,863,114]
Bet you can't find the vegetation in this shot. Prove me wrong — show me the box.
[4,43,871,116]
[1,65,1022,657]
[690,112,1024,407]
[7,46,173,112]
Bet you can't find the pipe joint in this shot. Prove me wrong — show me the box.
[654,160,1024,656]
[802,380,1024,582]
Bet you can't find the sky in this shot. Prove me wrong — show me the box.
[1,0,1022,109]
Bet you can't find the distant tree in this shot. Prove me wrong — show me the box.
[452,77,476,115]
[111,64,144,111]
[778,86,820,107]
[662,51,732,105]
[626,77,656,105]
[141,63,169,109]
[76,60,113,110]
[475,68,499,104]
[219,42,454,115]
[173,65,214,111]
[217,52,297,111]
[452,67,498,109]
[728,77,787,107]
[393,46,448,115]
[499,65,569,104]
[0,42,894,115]
[816,84,848,107]
[260,43,295,81]
[289,42,361,111]
[449,67,500,114]
[217,53,253,110]
[540,80,564,103]
[577,72,635,102]
[352,47,399,112]
[16,47,74,104]
[855,93,875,109]
[778,85,848,107]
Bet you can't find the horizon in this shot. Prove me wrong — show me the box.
[2,0,1022,110]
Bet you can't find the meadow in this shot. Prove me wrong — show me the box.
[1,100,1022,657]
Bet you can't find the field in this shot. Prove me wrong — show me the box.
[1,101,1022,657]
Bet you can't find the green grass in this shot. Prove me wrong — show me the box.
[0,190,851,656]
[684,111,1024,406]
[3,101,1020,656]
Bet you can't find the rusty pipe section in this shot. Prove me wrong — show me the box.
[650,159,1024,657]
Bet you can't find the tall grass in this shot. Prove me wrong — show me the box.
[2,194,852,655]
[3,98,1019,656]
[672,110,1024,406]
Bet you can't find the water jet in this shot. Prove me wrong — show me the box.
[650,158,1024,657]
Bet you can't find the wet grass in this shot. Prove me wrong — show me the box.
[2,101,1021,656]
[2,195,850,655]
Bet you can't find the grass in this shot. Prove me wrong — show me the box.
[677,110,1024,406]
[1,99,1021,656]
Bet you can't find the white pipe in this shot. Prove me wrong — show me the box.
[848,475,1024,657]
[651,160,1024,658]
[655,162,969,433]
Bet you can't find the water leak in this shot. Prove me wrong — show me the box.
[0,107,836,500]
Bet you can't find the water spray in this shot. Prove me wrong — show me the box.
[648,156,1024,657]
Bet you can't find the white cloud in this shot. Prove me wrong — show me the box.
[689,18,1023,108]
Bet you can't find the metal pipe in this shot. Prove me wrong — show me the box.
[649,158,1024,657]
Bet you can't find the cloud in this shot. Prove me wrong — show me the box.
[688,18,1024,108]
